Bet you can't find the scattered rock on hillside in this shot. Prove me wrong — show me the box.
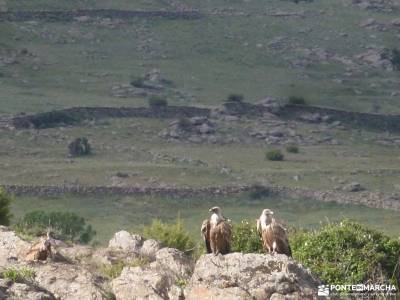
[159,117,216,141]
[343,182,365,192]
[355,48,393,70]
[352,0,399,11]
[257,96,282,113]
[185,253,320,299]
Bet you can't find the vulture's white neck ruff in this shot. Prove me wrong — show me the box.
[260,213,273,230]
[210,212,222,227]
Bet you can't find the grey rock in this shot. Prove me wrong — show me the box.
[185,253,319,300]
[0,226,31,265]
[108,231,143,252]
[0,279,55,300]
[343,182,365,192]
[112,248,193,300]
[35,263,105,300]
[140,239,163,259]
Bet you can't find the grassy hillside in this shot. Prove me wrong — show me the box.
[1,0,400,115]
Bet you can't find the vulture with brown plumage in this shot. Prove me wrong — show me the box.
[201,206,232,255]
[257,209,292,257]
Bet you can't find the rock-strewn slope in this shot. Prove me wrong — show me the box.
[0,227,320,300]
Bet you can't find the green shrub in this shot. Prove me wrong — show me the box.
[226,94,244,103]
[130,77,146,88]
[248,184,271,200]
[231,220,263,253]
[14,211,96,244]
[2,267,36,283]
[0,188,12,226]
[291,220,400,287]
[148,96,168,108]
[101,257,149,279]
[391,48,400,71]
[142,218,195,253]
[265,149,284,161]
[286,145,299,153]
[68,137,91,157]
[288,96,306,105]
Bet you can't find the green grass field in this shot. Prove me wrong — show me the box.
[10,194,400,245]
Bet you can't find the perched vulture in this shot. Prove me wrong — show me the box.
[201,206,232,255]
[257,209,292,257]
[25,232,52,262]
[201,219,212,254]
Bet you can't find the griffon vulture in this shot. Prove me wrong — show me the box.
[201,206,232,255]
[257,209,292,257]
[25,232,53,262]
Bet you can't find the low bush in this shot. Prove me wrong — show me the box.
[101,257,149,279]
[226,94,244,103]
[391,48,400,71]
[0,188,12,226]
[142,218,195,253]
[2,267,36,283]
[286,145,299,153]
[148,96,168,108]
[265,149,284,161]
[68,137,91,157]
[14,211,96,244]
[231,220,263,253]
[130,77,146,88]
[288,96,306,105]
[291,220,400,287]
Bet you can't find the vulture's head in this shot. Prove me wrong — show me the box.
[261,209,274,217]
[209,206,222,215]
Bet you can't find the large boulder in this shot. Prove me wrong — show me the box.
[34,263,106,300]
[112,248,194,300]
[185,253,320,300]
[140,239,163,260]
[0,279,55,300]
[108,231,143,253]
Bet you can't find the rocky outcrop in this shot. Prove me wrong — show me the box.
[0,279,56,300]
[0,226,31,266]
[0,227,322,300]
[108,230,143,253]
[112,248,194,300]
[34,263,106,300]
[185,253,319,300]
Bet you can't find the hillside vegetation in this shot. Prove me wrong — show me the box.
[1,0,400,115]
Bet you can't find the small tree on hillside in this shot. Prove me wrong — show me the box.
[68,137,91,157]
[0,188,12,226]
[391,48,400,71]
[226,94,244,103]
